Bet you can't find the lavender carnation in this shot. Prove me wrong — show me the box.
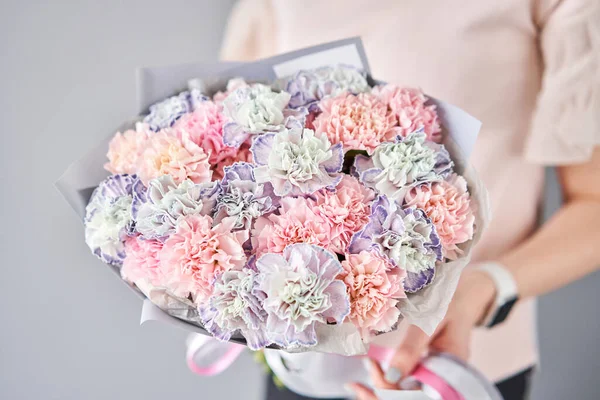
[134,175,219,239]
[221,84,307,147]
[354,131,453,200]
[214,162,279,230]
[143,89,208,131]
[256,244,350,348]
[285,65,370,110]
[251,122,343,196]
[349,195,442,292]
[198,268,271,350]
[84,174,143,266]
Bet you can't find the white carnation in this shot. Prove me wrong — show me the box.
[223,84,291,133]
[85,195,132,261]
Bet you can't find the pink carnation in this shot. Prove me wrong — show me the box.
[104,125,150,175]
[311,176,375,253]
[404,174,474,260]
[172,101,238,166]
[121,236,164,286]
[252,197,331,257]
[137,129,212,186]
[372,85,442,142]
[313,92,399,153]
[159,215,248,304]
[213,140,254,181]
[339,251,406,339]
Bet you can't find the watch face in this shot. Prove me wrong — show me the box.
[491,297,518,327]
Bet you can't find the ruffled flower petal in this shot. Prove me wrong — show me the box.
[348,195,441,292]
[84,174,142,266]
[143,90,208,131]
[214,162,279,231]
[198,268,271,350]
[251,126,343,196]
[313,91,399,153]
[372,85,442,142]
[252,197,332,257]
[404,268,436,293]
[134,175,220,239]
[256,244,350,348]
[339,251,406,338]
[159,214,248,304]
[354,131,453,201]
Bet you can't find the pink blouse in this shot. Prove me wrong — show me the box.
[221,0,600,382]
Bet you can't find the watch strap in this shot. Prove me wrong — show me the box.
[473,262,519,328]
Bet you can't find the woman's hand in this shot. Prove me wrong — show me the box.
[348,270,497,399]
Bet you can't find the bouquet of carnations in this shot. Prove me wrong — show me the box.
[57,39,489,359]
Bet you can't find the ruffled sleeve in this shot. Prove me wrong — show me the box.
[220,0,278,62]
[525,0,600,165]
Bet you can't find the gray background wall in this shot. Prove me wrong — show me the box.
[0,1,598,399]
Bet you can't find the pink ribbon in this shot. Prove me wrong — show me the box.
[367,344,395,365]
[411,365,464,400]
[367,345,465,400]
[187,341,467,399]
[186,339,245,377]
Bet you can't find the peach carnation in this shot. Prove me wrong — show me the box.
[104,124,150,175]
[121,236,164,286]
[313,92,399,153]
[172,101,238,165]
[137,129,212,186]
[311,175,375,253]
[372,85,442,142]
[252,197,331,257]
[404,174,474,260]
[159,215,248,304]
[339,251,406,339]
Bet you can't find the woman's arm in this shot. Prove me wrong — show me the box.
[500,149,600,298]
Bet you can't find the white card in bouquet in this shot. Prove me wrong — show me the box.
[272,42,367,78]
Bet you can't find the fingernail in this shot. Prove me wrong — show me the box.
[384,367,402,384]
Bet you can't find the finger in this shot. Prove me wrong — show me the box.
[387,325,430,384]
[346,383,378,400]
[367,359,398,390]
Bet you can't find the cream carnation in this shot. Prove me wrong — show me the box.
[313,92,399,153]
[339,251,406,338]
[137,129,212,186]
[311,175,375,253]
[159,215,248,304]
[404,174,474,260]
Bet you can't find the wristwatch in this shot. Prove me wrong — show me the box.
[473,263,519,328]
